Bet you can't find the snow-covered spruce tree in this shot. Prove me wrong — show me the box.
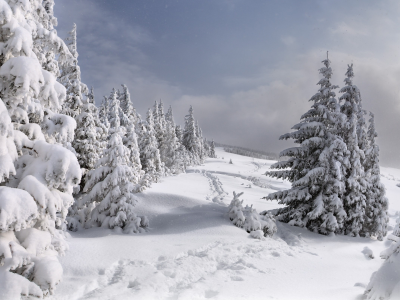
[152,100,171,172]
[338,64,370,237]
[59,23,88,119]
[72,88,107,187]
[108,89,122,134]
[152,100,163,144]
[203,138,211,158]
[67,88,109,231]
[175,123,191,169]
[195,120,206,163]
[118,86,143,187]
[161,106,184,174]
[361,112,388,240]
[137,109,164,184]
[0,1,82,297]
[183,106,201,164]
[265,57,349,235]
[81,132,147,233]
[119,84,140,125]
[209,140,217,158]
[99,95,110,129]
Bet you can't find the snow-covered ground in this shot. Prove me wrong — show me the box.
[50,148,400,300]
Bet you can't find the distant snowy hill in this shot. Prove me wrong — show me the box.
[50,148,400,300]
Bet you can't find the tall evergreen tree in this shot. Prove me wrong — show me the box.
[209,140,217,158]
[163,106,184,173]
[99,95,110,129]
[81,133,146,233]
[108,90,121,134]
[72,88,107,188]
[265,57,348,235]
[118,86,143,185]
[59,23,88,118]
[362,112,388,240]
[195,120,205,163]
[119,84,139,125]
[0,1,82,296]
[339,64,369,237]
[183,106,201,164]
[137,109,163,183]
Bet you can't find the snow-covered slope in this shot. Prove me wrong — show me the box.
[51,148,399,300]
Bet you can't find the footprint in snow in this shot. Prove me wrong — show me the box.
[205,290,219,298]
[127,279,141,290]
[271,251,280,257]
[231,275,245,281]
[362,247,374,259]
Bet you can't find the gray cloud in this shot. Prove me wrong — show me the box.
[56,0,400,167]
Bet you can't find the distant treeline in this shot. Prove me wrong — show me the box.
[213,142,278,160]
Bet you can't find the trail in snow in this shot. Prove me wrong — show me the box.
[201,170,229,204]
[188,168,281,192]
[71,236,310,300]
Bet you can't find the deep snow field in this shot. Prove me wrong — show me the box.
[50,148,400,300]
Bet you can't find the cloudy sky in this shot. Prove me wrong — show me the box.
[56,0,400,167]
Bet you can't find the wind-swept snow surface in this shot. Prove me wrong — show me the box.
[51,148,399,300]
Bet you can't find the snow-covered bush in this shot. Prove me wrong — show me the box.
[243,205,262,232]
[228,191,246,228]
[228,192,277,238]
[260,210,278,237]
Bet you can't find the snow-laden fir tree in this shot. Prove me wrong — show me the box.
[162,106,184,174]
[183,106,202,164]
[338,64,370,237]
[137,109,164,184]
[203,138,211,158]
[108,89,122,134]
[175,123,191,169]
[99,95,110,129]
[361,112,388,240]
[81,132,147,233]
[72,88,107,188]
[152,100,170,171]
[195,120,206,163]
[118,85,143,187]
[119,84,140,125]
[67,88,107,231]
[265,56,349,235]
[209,140,217,158]
[0,1,81,297]
[153,100,165,146]
[59,24,88,118]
